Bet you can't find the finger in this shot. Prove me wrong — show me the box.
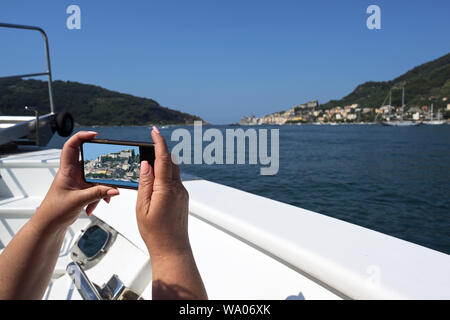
[151,126,173,185]
[172,161,181,182]
[78,185,119,207]
[60,131,98,168]
[103,197,110,204]
[137,160,154,214]
[86,200,100,216]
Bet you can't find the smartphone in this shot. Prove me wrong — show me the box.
[80,139,155,189]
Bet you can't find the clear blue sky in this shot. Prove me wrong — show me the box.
[82,143,139,161]
[1,0,449,124]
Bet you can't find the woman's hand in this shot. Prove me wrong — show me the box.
[136,126,190,257]
[36,131,119,231]
[136,126,207,299]
[0,131,121,300]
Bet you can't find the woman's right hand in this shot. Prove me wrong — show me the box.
[136,126,207,299]
[136,126,190,258]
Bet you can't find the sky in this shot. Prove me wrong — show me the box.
[82,143,139,161]
[1,0,449,124]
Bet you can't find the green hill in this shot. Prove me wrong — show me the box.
[321,52,450,110]
[0,79,202,125]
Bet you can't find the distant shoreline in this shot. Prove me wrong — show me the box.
[74,121,211,128]
[75,121,449,128]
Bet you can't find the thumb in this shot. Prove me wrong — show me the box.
[137,161,154,213]
[78,185,120,207]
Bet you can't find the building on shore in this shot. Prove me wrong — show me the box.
[240,98,448,125]
[240,100,320,125]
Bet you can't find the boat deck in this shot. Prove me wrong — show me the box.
[1,148,449,299]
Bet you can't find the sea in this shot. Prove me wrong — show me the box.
[85,178,138,189]
[48,124,450,255]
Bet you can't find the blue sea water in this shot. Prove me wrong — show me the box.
[48,124,450,254]
[85,178,138,189]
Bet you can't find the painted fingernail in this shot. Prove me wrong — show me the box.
[152,126,160,134]
[107,189,120,196]
[140,160,150,175]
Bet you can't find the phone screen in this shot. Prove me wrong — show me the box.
[81,140,155,189]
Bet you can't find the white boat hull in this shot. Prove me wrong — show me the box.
[423,120,446,125]
[382,121,421,126]
[1,148,450,300]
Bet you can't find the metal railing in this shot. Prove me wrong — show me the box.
[0,22,55,114]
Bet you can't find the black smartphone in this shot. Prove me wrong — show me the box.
[80,139,155,189]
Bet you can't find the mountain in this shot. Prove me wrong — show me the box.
[321,52,450,110]
[0,79,203,125]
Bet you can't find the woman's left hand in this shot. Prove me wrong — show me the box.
[35,131,119,231]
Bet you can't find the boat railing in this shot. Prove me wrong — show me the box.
[0,23,74,147]
[0,22,55,114]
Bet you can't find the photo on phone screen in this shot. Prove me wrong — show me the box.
[81,141,154,189]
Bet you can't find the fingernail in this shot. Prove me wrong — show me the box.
[152,126,160,134]
[104,197,110,204]
[87,131,98,135]
[140,160,150,175]
[107,189,120,196]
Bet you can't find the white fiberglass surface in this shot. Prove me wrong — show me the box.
[92,188,340,300]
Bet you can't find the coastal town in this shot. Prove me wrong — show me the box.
[84,149,140,183]
[240,99,450,125]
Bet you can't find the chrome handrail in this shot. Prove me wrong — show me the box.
[66,262,131,300]
[0,22,55,114]
[66,262,102,300]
